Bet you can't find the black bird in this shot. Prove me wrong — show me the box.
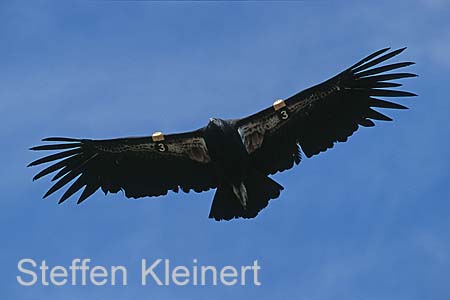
[29,48,417,221]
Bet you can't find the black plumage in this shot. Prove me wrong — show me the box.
[29,47,417,221]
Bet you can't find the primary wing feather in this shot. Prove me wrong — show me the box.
[236,47,417,175]
[28,130,217,204]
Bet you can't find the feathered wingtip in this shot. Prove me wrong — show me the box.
[347,47,417,124]
[349,47,418,82]
[28,137,82,168]
[28,137,100,204]
[29,137,82,151]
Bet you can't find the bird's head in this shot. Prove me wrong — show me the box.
[207,117,224,129]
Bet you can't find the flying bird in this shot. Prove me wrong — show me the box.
[29,47,417,221]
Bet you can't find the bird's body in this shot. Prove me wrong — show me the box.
[29,47,417,221]
[204,118,249,186]
[203,118,283,218]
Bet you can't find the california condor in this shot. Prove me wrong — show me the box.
[29,47,417,221]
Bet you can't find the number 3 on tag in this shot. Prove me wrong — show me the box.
[157,143,167,152]
[278,109,289,120]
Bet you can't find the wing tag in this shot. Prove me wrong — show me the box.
[152,131,165,142]
[152,132,167,152]
[272,99,286,110]
[273,99,290,120]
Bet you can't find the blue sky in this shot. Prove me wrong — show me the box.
[1,0,450,299]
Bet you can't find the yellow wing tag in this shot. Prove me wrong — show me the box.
[273,99,290,120]
[272,99,286,111]
[152,131,165,142]
[152,132,168,152]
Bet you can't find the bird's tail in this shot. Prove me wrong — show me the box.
[208,173,283,221]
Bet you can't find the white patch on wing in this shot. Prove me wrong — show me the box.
[238,114,280,154]
[95,136,211,163]
[237,85,340,154]
[170,137,211,163]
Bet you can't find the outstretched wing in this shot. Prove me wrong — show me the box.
[235,47,417,175]
[28,129,217,204]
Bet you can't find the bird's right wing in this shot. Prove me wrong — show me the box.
[235,47,417,175]
[28,129,218,204]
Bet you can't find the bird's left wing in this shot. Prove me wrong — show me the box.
[28,129,217,204]
[235,47,417,176]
